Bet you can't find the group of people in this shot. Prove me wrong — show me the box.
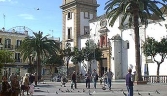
[70,68,114,90]
[70,68,134,96]
[0,72,38,96]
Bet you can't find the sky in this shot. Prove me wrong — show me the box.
[0,0,108,40]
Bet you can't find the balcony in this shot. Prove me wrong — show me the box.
[15,45,20,49]
[4,44,13,50]
[97,41,110,50]
[15,59,22,62]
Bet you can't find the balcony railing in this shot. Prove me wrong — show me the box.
[142,75,167,83]
[4,44,13,50]
[15,59,22,62]
[15,45,20,49]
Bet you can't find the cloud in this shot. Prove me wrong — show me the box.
[0,0,11,2]
[0,0,6,2]
[0,0,18,4]
[18,14,35,20]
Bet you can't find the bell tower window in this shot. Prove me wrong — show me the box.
[84,12,90,19]
[67,27,72,39]
[67,12,72,20]
[84,26,89,34]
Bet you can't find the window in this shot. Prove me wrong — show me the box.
[67,27,72,39]
[67,12,72,20]
[16,40,22,48]
[84,26,89,34]
[5,38,11,48]
[100,35,107,47]
[127,42,129,49]
[0,38,2,43]
[84,12,90,19]
[15,53,21,62]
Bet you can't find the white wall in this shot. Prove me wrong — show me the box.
[80,12,93,36]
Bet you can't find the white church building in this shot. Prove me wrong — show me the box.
[60,0,167,79]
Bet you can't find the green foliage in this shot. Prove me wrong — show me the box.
[143,37,167,58]
[142,37,167,76]
[18,31,60,76]
[105,0,167,27]
[43,54,64,67]
[142,37,158,57]
[0,50,14,64]
[95,48,102,61]
[18,31,60,62]
[71,47,84,64]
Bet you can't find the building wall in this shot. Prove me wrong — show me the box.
[0,31,28,77]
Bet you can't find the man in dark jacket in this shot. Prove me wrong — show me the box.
[126,69,134,96]
[71,71,77,89]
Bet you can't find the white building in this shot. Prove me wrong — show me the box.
[60,0,167,79]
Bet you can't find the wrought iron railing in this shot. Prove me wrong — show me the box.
[142,75,167,83]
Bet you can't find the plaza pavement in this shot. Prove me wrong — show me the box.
[30,80,167,96]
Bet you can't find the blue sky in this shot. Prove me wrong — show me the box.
[0,0,108,40]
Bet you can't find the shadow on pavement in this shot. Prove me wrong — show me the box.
[35,84,52,87]
[34,90,45,92]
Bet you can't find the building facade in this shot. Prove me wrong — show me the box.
[60,0,167,79]
[0,26,31,77]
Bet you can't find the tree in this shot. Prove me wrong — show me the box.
[82,40,102,72]
[43,54,64,75]
[18,31,60,79]
[142,37,167,82]
[62,47,74,76]
[105,0,167,81]
[0,50,14,78]
[0,50,14,64]
[71,47,84,65]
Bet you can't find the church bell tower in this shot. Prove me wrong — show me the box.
[60,0,99,49]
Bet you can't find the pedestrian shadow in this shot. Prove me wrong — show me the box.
[36,84,52,87]
[34,90,45,92]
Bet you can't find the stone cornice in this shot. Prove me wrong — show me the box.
[60,1,99,10]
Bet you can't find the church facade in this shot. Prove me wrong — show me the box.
[60,0,167,79]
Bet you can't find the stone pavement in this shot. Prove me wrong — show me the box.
[30,80,167,96]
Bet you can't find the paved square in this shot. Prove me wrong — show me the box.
[31,81,167,96]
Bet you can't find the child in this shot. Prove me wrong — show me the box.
[29,84,34,95]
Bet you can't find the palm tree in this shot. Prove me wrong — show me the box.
[19,31,60,79]
[105,0,167,81]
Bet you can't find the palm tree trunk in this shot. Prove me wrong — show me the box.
[37,55,41,80]
[133,10,142,81]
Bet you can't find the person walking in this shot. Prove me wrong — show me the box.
[103,71,108,86]
[85,71,91,89]
[34,72,38,86]
[91,69,98,89]
[126,69,134,96]
[22,73,30,95]
[106,68,114,90]
[9,73,15,83]
[11,76,20,96]
[1,76,12,96]
[29,74,35,84]
[71,71,77,89]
